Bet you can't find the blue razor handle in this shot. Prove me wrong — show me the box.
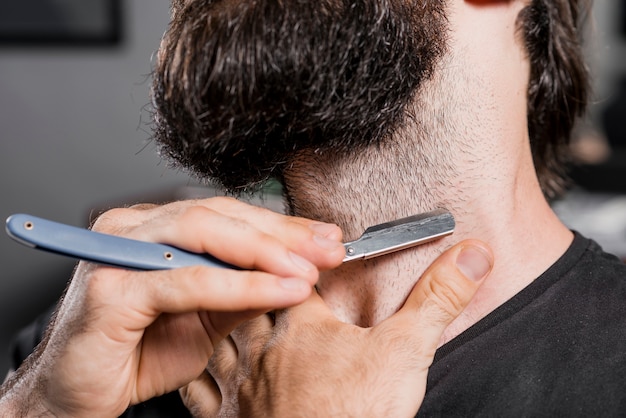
[6,209,455,271]
[5,213,236,271]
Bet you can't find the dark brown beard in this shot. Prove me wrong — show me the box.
[152,0,448,192]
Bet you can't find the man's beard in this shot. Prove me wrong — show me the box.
[152,0,448,193]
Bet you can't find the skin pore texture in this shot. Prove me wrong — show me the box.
[153,0,579,342]
[287,1,574,338]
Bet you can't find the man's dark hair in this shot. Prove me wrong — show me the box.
[152,0,447,192]
[153,0,590,198]
[518,0,590,197]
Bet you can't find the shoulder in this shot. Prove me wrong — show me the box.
[555,233,626,303]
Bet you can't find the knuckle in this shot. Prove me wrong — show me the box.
[177,265,210,292]
[90,207,135,234]
[91,204,164,237]
[178,204,214,225]
[237,270,263,294]
[210,196,274,219]
[423,278,468,321]
[245,233,284,269]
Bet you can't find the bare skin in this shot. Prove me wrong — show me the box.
[182,0,575,415]
[0,198,346,417]
[181,241,493,417]
[0,198,490,417]
[0,0,578,416]
[295,0,574,336]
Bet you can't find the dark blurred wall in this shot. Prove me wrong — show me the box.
[1,0,120,45]
[0,0,189,377]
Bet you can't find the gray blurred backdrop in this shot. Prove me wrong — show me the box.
[0,0,191,376]
[1,1,626,378]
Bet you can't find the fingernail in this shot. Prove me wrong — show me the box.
[310,222,341,239]
[289,251,315,272]
[313,234,343,250]
[278,278,310,291]
[456,246,492,282]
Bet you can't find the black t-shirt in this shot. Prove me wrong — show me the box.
[418,233,626,417]
[11,233,626,417]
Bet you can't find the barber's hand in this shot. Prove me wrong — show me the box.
[181,241,492,417]
[0,198,345,417]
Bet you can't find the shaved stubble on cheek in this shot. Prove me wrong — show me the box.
[152,0,449,192]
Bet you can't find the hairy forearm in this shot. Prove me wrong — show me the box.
[0,323,58,418]
[0,363,54,417]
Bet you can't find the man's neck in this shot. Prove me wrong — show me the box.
[283,137,573,343]
[281,41,573,340]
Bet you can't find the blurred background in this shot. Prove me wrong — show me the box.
[0,0,191,376]
[0,1,625,378]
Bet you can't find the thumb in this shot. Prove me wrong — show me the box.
[389,240,493,350]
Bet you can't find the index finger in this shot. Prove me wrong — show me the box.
[97,200,346,282]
